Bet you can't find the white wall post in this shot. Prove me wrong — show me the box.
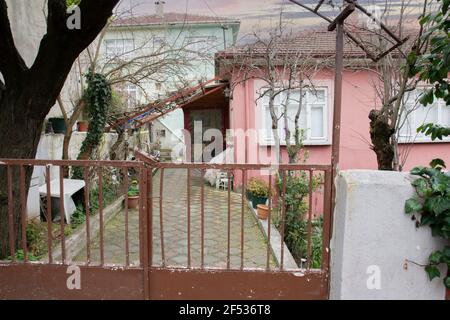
[330,170,447,300]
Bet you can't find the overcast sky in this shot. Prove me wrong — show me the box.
[116,0,424,38]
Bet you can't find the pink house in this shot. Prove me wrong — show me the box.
[212,29,450,176]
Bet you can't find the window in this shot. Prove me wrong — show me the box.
[260,88,328,145]
[398,89,450,142]
[185,36,217,58]
[105,39,135,59]
[124,84,137,110]
[157,129,166,138]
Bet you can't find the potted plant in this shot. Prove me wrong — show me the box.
[77,120,89,132]
[246,178,269,209]
[127,180,139,209]
[256,204,270,220]
[47,117,66,134]
[44,120,54,134]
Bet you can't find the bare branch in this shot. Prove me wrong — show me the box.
[29,0,120,118]
[56,95,69,124]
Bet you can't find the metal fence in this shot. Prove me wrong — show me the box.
[0,154,333,299]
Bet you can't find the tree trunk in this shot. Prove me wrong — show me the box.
[369,109,395,171]
[110,129,126,160]
[61,100,85,162]
[0,94,44,258]
[0,0,120,258]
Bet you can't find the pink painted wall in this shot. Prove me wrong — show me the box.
[227,68,450,216]
[229,68,450,171]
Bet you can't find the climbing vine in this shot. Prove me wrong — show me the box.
[405,159,450,289]
[73,71,112,178]
[404,0,450,290]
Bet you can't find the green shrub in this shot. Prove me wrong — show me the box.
[7,250,39,262]
[273,171,323,268]
[128,180,139,197]
[247,178,269,198]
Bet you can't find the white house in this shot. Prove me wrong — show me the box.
[101,1,241,152]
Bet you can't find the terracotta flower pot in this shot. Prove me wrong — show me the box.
[256,204,270,220]
[77,121,89,132]
[127,196,139,209]
[251,195,268,209]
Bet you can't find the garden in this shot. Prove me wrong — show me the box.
[246,171,324,269]
[6,167,129,262]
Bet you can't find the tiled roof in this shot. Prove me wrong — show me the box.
[219,26,416,60]
[112,13,240,27]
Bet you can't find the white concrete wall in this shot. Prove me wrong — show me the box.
[27,132,119,220]
[330,170,447,300]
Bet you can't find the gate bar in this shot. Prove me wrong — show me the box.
[20,165,28,262]
[187,168,191,268]
[280,170,286,270]
[159,168,165,266]
[124,168,130,266]
[267,172,272,270]
[7,165,15,262]
[306,170,313,269]
[240,169,245,270]
[84,168,91,265]
[98,167,105,266]
[201,169,205,269]
[59,166,66,264]
[227,170,231,269]
[45,166,53,263]
[147,167,153,268]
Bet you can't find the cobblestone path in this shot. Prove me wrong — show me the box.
[75,169,276,269]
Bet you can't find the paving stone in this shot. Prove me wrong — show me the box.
[74,169,277,269]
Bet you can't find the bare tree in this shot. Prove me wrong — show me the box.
[288,0,433,171]
[57,16,211,163]
[350,0,432,170]
[220,23,325,165]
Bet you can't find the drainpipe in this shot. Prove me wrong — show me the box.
[221,25,228,50]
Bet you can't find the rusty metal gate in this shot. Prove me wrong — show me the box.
[0,153,332,300]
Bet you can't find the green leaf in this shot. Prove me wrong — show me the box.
[405,198,423,214]
[426,196,450,215]
[412,178,429,195]
[445,277,450,289]
[429,251,443,264]
[420,213,434,226]
[425,265,441,281]
[411,166,426,176]
[430,158,446,169]
[419,90,435,106]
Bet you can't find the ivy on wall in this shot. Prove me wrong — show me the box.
[405,0,450,290]
[72,71,112,179]
[405,159,450,289]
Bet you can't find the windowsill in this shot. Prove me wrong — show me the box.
[258,139,331,147]
[397,137,450,144]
